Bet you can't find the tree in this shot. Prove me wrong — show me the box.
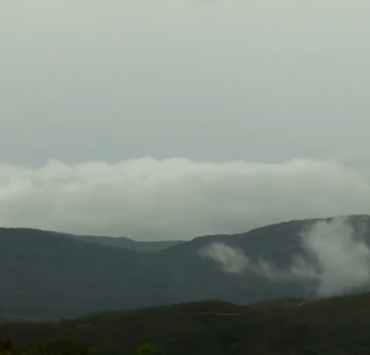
[136,343,159,355]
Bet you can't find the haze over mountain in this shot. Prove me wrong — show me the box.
[2,215,370,321]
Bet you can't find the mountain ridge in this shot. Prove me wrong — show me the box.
[1,214,370,320]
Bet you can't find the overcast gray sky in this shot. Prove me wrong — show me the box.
[1,1,370,239]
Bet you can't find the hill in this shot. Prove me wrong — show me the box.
[67,234,182,252]
[1,215,370,320]
[0,228,146,320]
[49,231,182,252]
[2,293,370,354]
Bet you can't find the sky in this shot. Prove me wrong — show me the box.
[1,0,370,239]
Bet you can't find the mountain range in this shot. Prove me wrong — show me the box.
[1,215,370,321]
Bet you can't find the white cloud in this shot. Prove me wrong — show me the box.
[1,156,370,240]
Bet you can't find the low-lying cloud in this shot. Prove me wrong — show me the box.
[294,217,370,296]
[200,217,370,297]
[199,243,249,274]
[1,155,370,240]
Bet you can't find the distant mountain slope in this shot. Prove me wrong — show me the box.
[1,215,370,320]
[68,234,182,252]
[0,228,144,320]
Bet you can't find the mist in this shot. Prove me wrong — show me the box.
[200,217,370,297]
[293,217,370,297]
[199,243,249,274]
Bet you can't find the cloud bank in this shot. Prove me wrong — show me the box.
[1,155,370,240]
[200,217,370,297]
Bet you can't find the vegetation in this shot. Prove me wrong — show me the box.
[2,293,370,354]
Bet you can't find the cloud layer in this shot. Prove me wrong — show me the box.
[1,155,370,240]
[200,218,370,297]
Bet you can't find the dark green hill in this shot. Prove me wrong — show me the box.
[2,293,370,355]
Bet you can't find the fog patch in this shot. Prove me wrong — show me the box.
[200,218,370,297]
